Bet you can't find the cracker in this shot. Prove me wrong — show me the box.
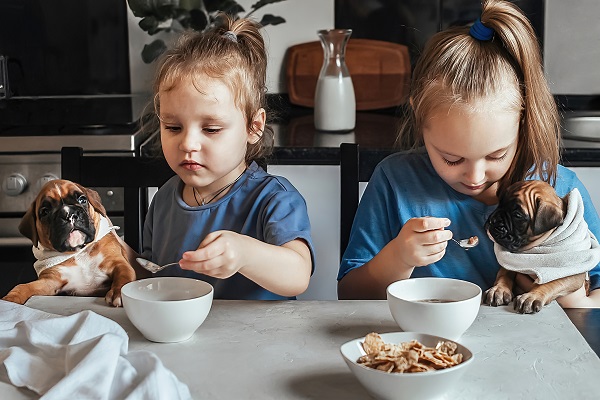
[357,333,464,373]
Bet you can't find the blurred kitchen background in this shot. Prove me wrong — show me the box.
[131,0,600,102]
[1,0,599,299]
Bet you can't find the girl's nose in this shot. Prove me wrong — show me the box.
[178,130,202,152]
[463,161,486,185]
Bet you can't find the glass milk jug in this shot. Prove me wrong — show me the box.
[314,29,356,132]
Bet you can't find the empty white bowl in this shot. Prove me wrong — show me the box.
[121,277,213,343]
[340,332,474,400]
[386,278,482,341]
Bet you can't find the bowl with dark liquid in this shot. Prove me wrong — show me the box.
[386,278,482,341]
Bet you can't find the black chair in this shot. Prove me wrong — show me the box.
[61,147,174,253]
[339,143,395,260]
[61,147,306,254]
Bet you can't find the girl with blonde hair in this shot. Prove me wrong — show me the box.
[338,0,600,307]
[143,15,314,299]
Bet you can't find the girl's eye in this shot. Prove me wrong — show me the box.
[163,125,181,133]
[443,158,463,166]
[488,153,508,162]
[204,127,222,134]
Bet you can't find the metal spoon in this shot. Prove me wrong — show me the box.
[136,257,179,273]
[451,235,479,250]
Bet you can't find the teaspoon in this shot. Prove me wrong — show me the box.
[136,257,179,273]
[451,236,479,250]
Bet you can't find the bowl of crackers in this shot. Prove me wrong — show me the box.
[340,332,474,400]
[121,277,213,343]
[387,277,482,341]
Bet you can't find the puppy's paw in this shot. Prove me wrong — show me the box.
[2,287,30,305]
[483,285,513,306]
[105,288,123,307]
[514,293,544,314]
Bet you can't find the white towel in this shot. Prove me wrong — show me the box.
[0,300,192,400]
[32,215,118,276]
[494,189,600,284]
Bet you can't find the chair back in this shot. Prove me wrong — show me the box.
[61,147,174,253]
[339,143,395,260]
[61,147,302,254]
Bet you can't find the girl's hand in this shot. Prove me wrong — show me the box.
[392,217,452,268]
[179,230,248,279]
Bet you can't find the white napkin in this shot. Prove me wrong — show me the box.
[494,189,600,284]
[0,300,192,400]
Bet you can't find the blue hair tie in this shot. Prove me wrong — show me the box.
[470,18,494,41]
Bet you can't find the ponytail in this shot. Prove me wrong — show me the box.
[397,0,559,195]
[479,0,559,194]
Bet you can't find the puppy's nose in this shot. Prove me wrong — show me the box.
[59,206,80,223]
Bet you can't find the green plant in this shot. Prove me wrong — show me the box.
[127,0,288,63]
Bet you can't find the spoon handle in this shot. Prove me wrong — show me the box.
[135,257,177,273]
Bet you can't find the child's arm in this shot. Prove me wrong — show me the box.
[337,217,452,300]
[179,231,312,297]
[557,286,600,308]
[516,273,600,308]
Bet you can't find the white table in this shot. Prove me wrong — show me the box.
[4,297,600,399]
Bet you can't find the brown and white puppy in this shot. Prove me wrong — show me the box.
[2,179,135,306]
[483,180,586,314]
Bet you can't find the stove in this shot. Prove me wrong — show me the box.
[0,95,155,246]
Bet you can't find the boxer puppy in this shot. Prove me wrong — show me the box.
[2,179,135,306]
[484,180,587,314]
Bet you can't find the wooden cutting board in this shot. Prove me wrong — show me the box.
[286,38,411,110]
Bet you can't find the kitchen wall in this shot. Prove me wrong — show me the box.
[127,0,334,94]
[544,0,600,95]
[129,0,600,97]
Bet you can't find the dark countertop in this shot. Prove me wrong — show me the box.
[271,111,600,167]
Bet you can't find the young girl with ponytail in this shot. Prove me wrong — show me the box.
[142,15,314,299]
[338,0,600,307]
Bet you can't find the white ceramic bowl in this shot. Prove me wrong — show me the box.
[386,278,482,341]
[340,332,474,400]
[121,277,213,343]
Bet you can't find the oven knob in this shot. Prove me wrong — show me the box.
[2,173,28,196]
[38,174,59,188]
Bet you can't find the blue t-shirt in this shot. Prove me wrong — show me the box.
[143,161,315,300]
[338,151,600,292]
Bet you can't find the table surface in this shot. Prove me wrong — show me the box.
[5,298,600,400]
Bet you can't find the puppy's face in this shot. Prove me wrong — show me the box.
[485,180,565,252]
[19,179,107,252]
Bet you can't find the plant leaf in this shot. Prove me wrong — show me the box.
[139,16,159,32]
[172,9,192,29]
[142,39,168,64]
[127,0,153,17]
[178,0,205,11]
[154,4,179,20]
[205,0,244,15]
[250,0,287,11]
[127,0,181,17]
[189,9,209,31]
[259,14,285,26]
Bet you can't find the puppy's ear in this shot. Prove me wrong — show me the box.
[532,200,564,235]
[83,186,107,217]
[19,201,39,245]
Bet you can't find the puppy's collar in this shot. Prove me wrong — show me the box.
[32,215,118,276]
